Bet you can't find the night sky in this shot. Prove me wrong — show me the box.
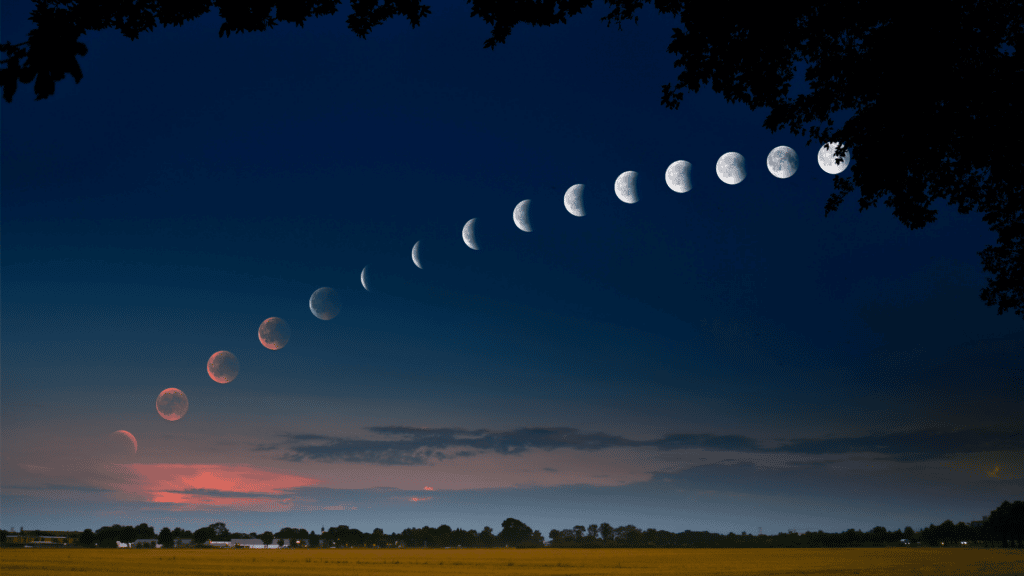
[2,2,1022,537]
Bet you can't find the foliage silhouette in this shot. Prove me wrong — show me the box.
[2,1,1021,314]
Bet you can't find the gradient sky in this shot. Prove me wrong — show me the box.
[2,2,1022,537]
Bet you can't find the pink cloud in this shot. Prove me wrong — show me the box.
[423,486,434,491]
[408,497,432,502]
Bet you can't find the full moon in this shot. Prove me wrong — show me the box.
[361,265,370,291]
[156,388,189,421]
[207,350,239,383]
[716,152,746,185]
[412,240,423,269]
[767,146,799,179]
[817,142,850,174]
[310,287,340,320]
[665,160,692,193]
[109,430,138,456]
[258,317,290,350]
[564,184,585,217]
[614,171,639,203]
[513,200,532,232]
[463,218,479,250]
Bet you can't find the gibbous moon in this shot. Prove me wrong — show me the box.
[716,152,746,185]
[258,317,290,350]
[309,287,340,320]
[361,265,370,291]
[665,160,693,193]
[614,171,639,203]
[412,241,423,269]
[207,350,239,383]
[767,146,799,179]
[156,388,189,421]
[110,430,138,456]
[564,184,585,217]
[513,200,532,232]
[817,142,850,174]
[463,218,479,250]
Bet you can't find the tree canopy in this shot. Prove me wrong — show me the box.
[2,0,1021,315]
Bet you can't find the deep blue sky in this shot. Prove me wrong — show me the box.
[2,1,1022,537]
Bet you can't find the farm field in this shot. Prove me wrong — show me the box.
[2,547,1022,576]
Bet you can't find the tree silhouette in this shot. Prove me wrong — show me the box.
[3,1,1021,314]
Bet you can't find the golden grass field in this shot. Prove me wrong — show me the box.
[2,547,1022,576]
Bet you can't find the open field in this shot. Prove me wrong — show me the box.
[2,547,1022,576]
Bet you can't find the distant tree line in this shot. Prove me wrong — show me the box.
[5,500,1021,549]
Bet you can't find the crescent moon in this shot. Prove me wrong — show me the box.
[564,184,585,217]
[309,287,340,320]
[463,218,479,250]
[767,146,799,179]
[665,160,693,193]
[513,200,532,232]
[412,240,423,269]
[360,266,370,291]
[110,430,138,455]
[716,152,746,185]
[258,317,291,350]
[817,142,850,174]
[614,171,639,203]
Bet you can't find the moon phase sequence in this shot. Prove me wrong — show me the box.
[310,287,340,320]
[665,160,692,193]
[716,152,746,185]
[514,200,532,232]
[156,388,189,421]
[767,146,799,179]
[818,142,850,174]
[207,350,239,383]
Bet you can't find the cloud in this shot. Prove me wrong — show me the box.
[270,426,1023,468]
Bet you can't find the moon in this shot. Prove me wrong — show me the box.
[361,265,370,291]
[258,317,290,350]
[109,430,138,456]
[564,184,585,217]
[767,146,799,179]
[207,350,239,383]
[716,152,746,185]
[665,160,692,193]
[309,287,340,320]
[463,218,479,250]
[614,171,639,203]
[156,388,189,421]
[513,200,532,232]
[817,142,850,174]
[412,241,423,269]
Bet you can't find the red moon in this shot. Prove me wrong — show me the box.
[258,317,291,350]
[207,350,239,383]
[156,388,189,421]
[110,430,138,455]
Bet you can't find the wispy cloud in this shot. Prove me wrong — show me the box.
[269,426,1022,465]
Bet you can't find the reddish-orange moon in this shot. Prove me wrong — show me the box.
[207,350,239,383]
[156,388,189,421]
[258,317,291,350]
[110,430,138,455]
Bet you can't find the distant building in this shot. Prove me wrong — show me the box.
[230,539,268,548]
[131,539,160,548]
[208,541,233,548]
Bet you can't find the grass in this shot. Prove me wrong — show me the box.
[1,547,1022,575]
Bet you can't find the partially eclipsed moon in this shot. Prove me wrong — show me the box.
[716,152,746,185]
[207,350,239,383]
[614,171,639,203]
[767,146,799,178]
[412,241,423,269]
[817,142,850,174]
[564,184,585,217]
[156,388,189,421]
[258,317,290,350]
[665,160,692,193]
[361,266,370,291]
[463,218,479,250]
[309,287,340,320]
[110,430,138,456]
[513,200,532,232]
